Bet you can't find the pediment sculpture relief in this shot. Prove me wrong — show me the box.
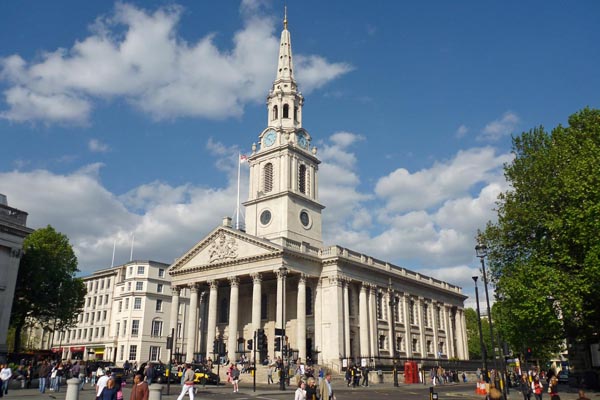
[209,232,238,263]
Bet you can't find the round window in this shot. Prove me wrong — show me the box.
[260,210,272,225]
[300,211,310,227]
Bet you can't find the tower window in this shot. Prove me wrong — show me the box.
[264,163,273,193]
[283,104,289,119]
[273,105,278,120]
[294,106,298,122]
[299,164,306,194]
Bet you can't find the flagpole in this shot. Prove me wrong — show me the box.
[236,153,241,230]
[111,239,116,267]
[130,233,135,261]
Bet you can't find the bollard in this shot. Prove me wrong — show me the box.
[66,378,80,400]
[149,383,163,400]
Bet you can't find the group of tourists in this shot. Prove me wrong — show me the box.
[344,364,370,387]
[295,369,335,400]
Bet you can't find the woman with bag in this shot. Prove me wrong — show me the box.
[532,375,544,400]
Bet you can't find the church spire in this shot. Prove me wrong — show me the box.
[275,6,295,85]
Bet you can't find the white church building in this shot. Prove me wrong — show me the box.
[168,16,468,371]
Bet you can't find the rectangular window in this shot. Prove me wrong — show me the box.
[127,282,131,291]
[101,327,105,338]
[131,319,140,336]
[436,306,442,329]
[107,278,111,288]
[134,297,142,310]
[128,266,133,276]
[158,268,165,278]
[116,322,120,337]
[377,293,383,319]
[157,283,163,293]
[155,299,163,312]
[125,298,129,310]
[378,334,386,350]
[177,322,182,339]
[149,346,161,361]
[123,320,127,336]
[101,279,104,290]
[95,327,99,337]
[412,338,419,352]
[136,281,143,291]
[103,310,107,320]
[120,345,124,361]
[423,304,429,327]
[86,298,90,307]
[90,313,94,324]
[105,294,109,303]
[137,266,145,275]
[118,301,123,312]
[93,297,97,306]
[129,345,137,361]
[77,329,81,339]
[85,313,89,323]
[152,320,163,337]
[410,300,415,325]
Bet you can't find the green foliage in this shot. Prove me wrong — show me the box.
[466,308,492,360]
[481,108,600,360]
[10,225,86,351]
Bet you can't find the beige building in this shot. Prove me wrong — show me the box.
[0,194,33,357]
[52,260,191,364]
[168,18,469,370]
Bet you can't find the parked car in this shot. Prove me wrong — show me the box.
[558,372,569,384]
[106,366,126,382]
[137,362,179,384]
[191,363,220,385]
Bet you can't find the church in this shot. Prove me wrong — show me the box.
[167,15,468,370]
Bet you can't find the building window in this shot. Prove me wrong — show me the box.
[396,336,403,352]
[395,296,402,322]
[149,346,161,361]
[103,310,107,321]
[134,298,142,310]
[127,282,131,291]
[152,320,163,337]
[95,327,99,337]
[219,298,229,323]
[157,284,163,293]
[101,327,105,338]
[410,300,415,325]
[298,164,307,194]
[261,294,268,320]
[77,329,81,339]
[156,299,163,312]
[272,105,278,120]
[104,294,109,304]
[136,282,143,291]
[348,288,354,316]
[93,297,97,306]
[131,320,140,336]
[177,322,183,339]
[85,313,89,323]
[436,306,441,329]
[263,163,273,193]
[294,106,298,122]
[412,338,419,353]
[120,345,124,361]
[158,268,165,278]
[423,304,429,327]
[118,301,122,312]
[101,279,105,290]
[86,298,90,307]
[123,320,127,336]
[427,340,432,354]
[306,287,313,315]
[116,322,120,338]
[125,298,129,310]
[107,278,111,288]
[379,334,386,350]
[377,292,383,319]
[129,345,137,361]
[137,266,145,275]
[283,103,289,119]
[438,341,445,356]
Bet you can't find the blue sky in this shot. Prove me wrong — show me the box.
[1,0,599,305]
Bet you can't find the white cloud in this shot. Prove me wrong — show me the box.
[455,124,468,138]
[88,138,110,153]
[0,3,351,124]
[478,111,520,142]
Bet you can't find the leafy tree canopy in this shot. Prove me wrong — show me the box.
[481,108,600,360]
[10,225,86,351]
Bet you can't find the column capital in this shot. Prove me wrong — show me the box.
[276,268,289,279]
[250,272,262,284]
[207,280,219,290]
[298,273,308,285]
[171,286,181,296]
[189,283,201,293]
[228,276,240,287]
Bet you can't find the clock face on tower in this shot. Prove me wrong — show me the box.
[264,130,276,147]
[297,131,308,149]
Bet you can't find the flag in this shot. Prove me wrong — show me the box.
[240,154,248,163]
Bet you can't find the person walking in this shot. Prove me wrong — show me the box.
[130,374,149,400]
[319,370,335,400]
[100,378,118,400]
[231,364,240,393]
[176,364,195,400]
[0,364,12,396]
[305,377,319,400]
[295,380,306,400]
[267,364,274,384]
[532,375,544,400]
[96,369,110,400]
[520,374,532,400]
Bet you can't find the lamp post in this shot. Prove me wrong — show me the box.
[475,242,501,390]
[472,276,488,381]
[389,290,399,387]
[279,265,288,391]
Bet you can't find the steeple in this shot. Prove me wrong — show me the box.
[276,6,295,85]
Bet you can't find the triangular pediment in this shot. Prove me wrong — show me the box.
[168,226,282,275]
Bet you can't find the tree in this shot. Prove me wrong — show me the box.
[10,225,86,351]
[481,108,600,362]
[466,308,492,360]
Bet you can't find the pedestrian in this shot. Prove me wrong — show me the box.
[548,375,558,397]
[361,366,369,387]
[231,364,240,393]
[532,375,544,400]
[26,364,33,389]
[130,373,149,400]
[101,378,118,400]
[96,369,110,400]
[305,377,319,400]
[521,374,532,400]
[176,364,195,400]
[267,363,274,384]
[1,363,12,395]
[295,380,307,400]
[319,370,335,400]
[576,389,591,400]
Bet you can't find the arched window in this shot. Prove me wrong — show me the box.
[299,164,306,194]
[283,104,289,119]
[306,286,313,315]
[263,163,273,193]
[273,105,278,120]
[219,298,229,323]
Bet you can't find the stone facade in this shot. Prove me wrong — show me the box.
[167,18,469,370]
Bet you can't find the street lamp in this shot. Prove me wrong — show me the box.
[388,289,399,387]
[472,276,488,382]
[475,241,501,389]
[278,265,288,391]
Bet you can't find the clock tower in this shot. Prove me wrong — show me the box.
[243,12,324,247]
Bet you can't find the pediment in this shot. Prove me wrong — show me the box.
[169,227,282,275]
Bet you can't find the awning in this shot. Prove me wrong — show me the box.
[51,347,63,353]
[94,347,105,355]
[71,346,85,352]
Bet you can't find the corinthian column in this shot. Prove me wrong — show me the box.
[227,277,240,362]
[297,274,307,361]
[169,286,181,340]
[205,280,218,357]
[186,284,200,362]
[343,279,350,358]
[359,284,369,357]
[251,273,262,334]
